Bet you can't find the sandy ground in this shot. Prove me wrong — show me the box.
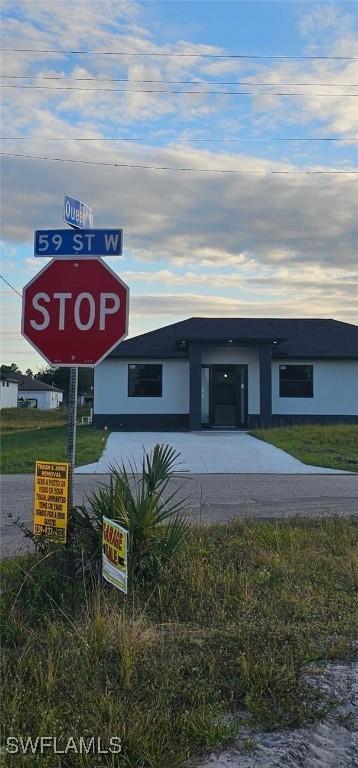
[189,662,357,768]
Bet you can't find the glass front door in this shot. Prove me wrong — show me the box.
[211,367,237,426]
[201,365,248,428]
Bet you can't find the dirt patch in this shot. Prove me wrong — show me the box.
[190,662,357,768]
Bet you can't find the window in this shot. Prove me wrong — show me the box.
[279,365,313,398]
[128,364,162,397]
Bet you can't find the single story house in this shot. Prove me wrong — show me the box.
[17,376,64,410]
[0,374,19,409]
[93,318,358,430]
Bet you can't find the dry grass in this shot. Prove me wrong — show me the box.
[0,407,106,473]
[1,517,357,767]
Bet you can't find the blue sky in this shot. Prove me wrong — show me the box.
[1,0,357,371]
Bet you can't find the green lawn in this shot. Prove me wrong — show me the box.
[0,407,107,473]
[1,517,357,767]
[251,424,358,472]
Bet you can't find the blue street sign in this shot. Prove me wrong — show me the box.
[64,194,94,229]
[34,229,123,257]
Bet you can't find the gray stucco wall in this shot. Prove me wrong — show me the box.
[94,359,190,415]
[272,360,358,415]
[94,356,358,423]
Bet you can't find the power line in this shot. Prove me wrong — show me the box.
[3,75,357,86]
[1,152,357,174]
[1,48,358,60]
[1,136,357,142]
[2,84,358,96]
[0,274,22,297]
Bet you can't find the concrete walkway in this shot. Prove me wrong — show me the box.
[76,431,348,475]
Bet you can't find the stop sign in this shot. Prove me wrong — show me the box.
[22,259,129,366]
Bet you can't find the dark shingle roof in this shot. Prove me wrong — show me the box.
[15,375,63,393]
[108,318,358,360]
[0,373,20,383]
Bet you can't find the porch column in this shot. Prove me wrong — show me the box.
[189,343,202,430]
[259,345,272,428]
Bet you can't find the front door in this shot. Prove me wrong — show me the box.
[207,365,247,428]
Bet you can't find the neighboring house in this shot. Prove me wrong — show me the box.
[16,375,64,409]
[0,374,19,408]
[77,392,94,408]
[94,318,358,430]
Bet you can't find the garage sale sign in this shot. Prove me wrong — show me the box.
[102,516,128,594]
[34,461,69,543]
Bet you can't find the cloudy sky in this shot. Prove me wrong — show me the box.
[1,0,357,370]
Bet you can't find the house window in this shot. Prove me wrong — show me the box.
[279,365,313,398]
[128,364,163,397]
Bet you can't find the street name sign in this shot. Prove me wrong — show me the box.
[64,194,94,229]
[22,258,129,366]
[34,229,123,258]
[34,461,69,543]
[102,516,128,594]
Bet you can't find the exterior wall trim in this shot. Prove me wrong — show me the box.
[93,413,358,430]
[272,414,358,426]
[93,414,189,430]
[189,343,202,430]
[259,345,272,427]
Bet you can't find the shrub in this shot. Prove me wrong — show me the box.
[70,443,190,584]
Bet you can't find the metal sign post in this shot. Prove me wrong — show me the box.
[67,366,78,510]
[64,196,88,514]
[21,194,128,532]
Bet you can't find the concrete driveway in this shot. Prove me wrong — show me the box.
[76,431,348,475]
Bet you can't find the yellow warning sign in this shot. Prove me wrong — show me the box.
[34,461,69,543]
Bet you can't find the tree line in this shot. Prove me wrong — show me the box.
[0,363,93,396]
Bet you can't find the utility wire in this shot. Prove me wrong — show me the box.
[1,48,358,59]
[2,136,357,142]
[2,75,357,86]
[1,152,357,174]
[2,84,358,96]
[0,274,22,297]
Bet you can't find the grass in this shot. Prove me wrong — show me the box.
[0,407,107,473]
[251,424,358,472]
[1,516,357,767]
[0,405,90,432]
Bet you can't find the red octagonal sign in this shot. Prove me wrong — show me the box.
[22,259,129,366]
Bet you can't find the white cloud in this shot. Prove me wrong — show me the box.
[2,140,357,270]
[299,3,353,38]
[1,0,357,351]
[129,291,358,323]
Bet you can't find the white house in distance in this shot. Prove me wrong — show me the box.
[0,374,19,409]
[94,318,358,430]
[16,375,64,410]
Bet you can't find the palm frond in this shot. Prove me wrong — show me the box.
[70,444,189,585]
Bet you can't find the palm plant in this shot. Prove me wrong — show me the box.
[69,444,189,584]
